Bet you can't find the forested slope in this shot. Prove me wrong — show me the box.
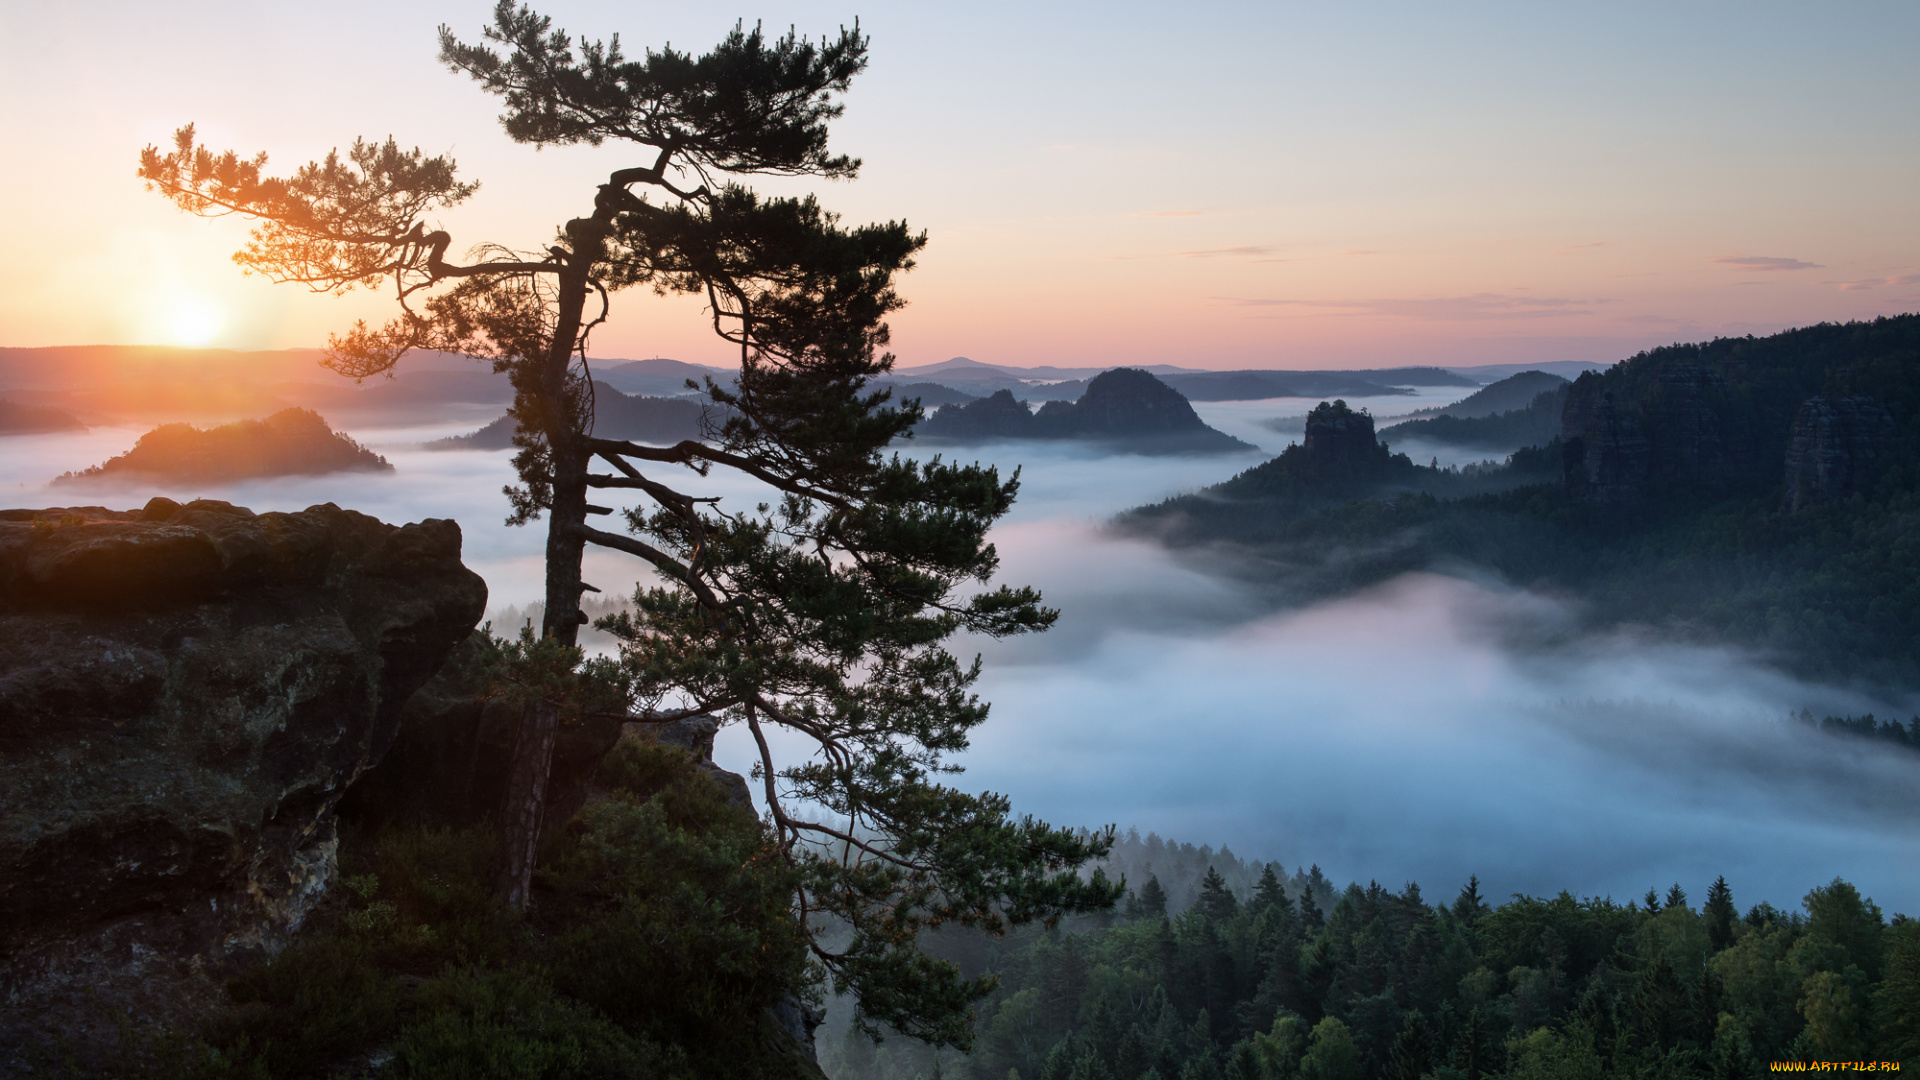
[1122,317,1920,685]
[824,831,1919,1079]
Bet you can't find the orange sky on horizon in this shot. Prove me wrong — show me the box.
[2,0,1916,374]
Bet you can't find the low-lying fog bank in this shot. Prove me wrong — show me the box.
[946,522,1920,911]
[8,397,1910,913]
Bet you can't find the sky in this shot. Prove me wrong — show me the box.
[4,0,1918,371]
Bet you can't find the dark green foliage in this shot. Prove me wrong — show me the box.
[1140,876,1171,919]
[823,850,1912,1080]
[1705,877,1738,952]
[106,744,830,1079]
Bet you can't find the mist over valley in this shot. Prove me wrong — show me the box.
[8,361,1911,918]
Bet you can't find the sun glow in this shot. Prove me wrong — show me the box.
[166,298,223,347]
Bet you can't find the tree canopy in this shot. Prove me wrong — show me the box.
[139,1,1118,1044]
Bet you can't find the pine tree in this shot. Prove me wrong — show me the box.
[1385,1011,1434,1080]
[1251,865,1291,916]
[1198,867,1239,922]
[1666,882,1689,911]
[1704,875,1737,951]
[1452,876,1489,927]
[1300,864,1332,930]
[1140,875,1171,919]
[1644,888,1663,915]
[137,4,1121,1043]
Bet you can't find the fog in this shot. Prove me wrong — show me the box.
[9,390,1917,913]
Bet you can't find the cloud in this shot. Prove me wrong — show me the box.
[1177,245,1283,259]
[1832,271,1920,291]
[1215,292,1606,321]
[1133,209,1207,218]
[1713,256,1822,271]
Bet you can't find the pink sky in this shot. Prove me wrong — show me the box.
[3,0,1915,371]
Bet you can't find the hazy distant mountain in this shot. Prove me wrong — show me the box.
[0,399,84,434]
[54,409,391,484]
[1381,383,1570,450]
[1396,370,1571,421]
[595,358,732,398]
[918,369,1255,454]
[431,383,730,450]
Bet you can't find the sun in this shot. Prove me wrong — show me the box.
[166,298,224,347]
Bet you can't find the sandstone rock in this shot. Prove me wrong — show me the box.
[1784,395,1898,510]
[918,369,1254,454]
[1301,398,1379,468]
[1561,365,1756,504]
[0,498,486,1058]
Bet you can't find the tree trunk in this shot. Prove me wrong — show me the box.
[491,225,603,909]
[490,698,560,909]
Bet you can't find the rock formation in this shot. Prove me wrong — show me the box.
[0,498,486,1056]
[341,640,752,838]
[917,368,1254,454]
[1784,395,1899,510]
[54,408,391,486]
[1560,365,1756,504]
[1300,398,1381,468]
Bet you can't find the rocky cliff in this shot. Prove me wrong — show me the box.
[1783,395,1900,510]
[0,498,486,1057]
[1556,317,1920,508]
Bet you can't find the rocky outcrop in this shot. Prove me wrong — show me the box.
[918,369,1254,454]
[1784,395,1899,510]
[341,649,752,834]
[915,388,1039,441]
[1560,365,1755,504]
[1301,398,1380,468]
[54,408,391,486]
[0,498,486,1056]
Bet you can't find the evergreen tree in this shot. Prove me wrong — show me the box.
[1198,867,1239,922]
[1384,1011,1434,1080]
[1452,875,1489,927]
[1644,888,1663,915]
[1666,882,1689,910]
[1251,865,1290,916]
[138,4,1120,1043]
[1703,875,1737,951]
[1300,865,1331,930]
[1140,875,1171,919]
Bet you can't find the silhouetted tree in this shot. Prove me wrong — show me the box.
[1704,875,1737,951]
[1251,865,1290,916]
[1198,867,1239,922]
[1139,875,1171,919]
[138,2,1116,1044]
[1453,875,1489,927]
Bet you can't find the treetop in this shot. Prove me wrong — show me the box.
[440,2,868,184]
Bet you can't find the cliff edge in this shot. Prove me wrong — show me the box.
[0,498,486,1060]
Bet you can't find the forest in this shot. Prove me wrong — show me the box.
[1123,318,1920,686]
[821,828,1919,1079]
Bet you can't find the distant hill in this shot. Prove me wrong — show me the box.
[1380,376,1571,450]
[431,383,729,450]
[918,369,1256,454]
[54,409,391,484]
[1396,370,1571,421]
[594,358,732,398]
[0,399,84,434]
